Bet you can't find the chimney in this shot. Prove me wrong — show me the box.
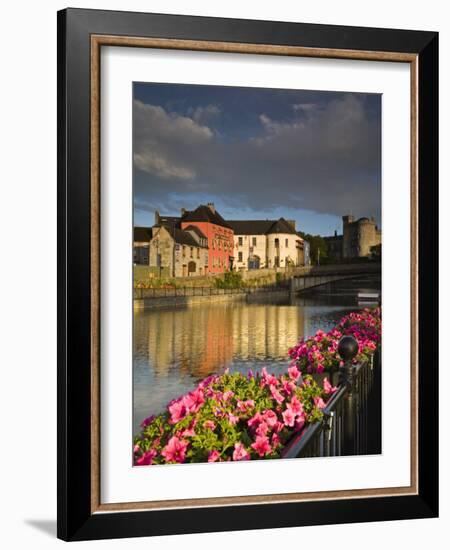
[154,210,160,225]
[343,214,354,226]
[287,219,296,231]
[334,230,337,237]
[207,202,215,214]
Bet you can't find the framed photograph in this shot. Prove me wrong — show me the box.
[57,8,438,541]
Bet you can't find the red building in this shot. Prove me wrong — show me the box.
[179,203,234,274]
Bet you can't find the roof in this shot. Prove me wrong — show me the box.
[228,220,274,235]
[266,218,298,235]
[183,225,207,240]
[154,225,207,248]
[228,218,298,236]
[181,204,232,229]
[134,227,152,242]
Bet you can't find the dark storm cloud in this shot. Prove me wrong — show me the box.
[133,88,381,225]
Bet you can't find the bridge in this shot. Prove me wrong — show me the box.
[290,262,381,294]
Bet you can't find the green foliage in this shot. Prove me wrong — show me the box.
[370,243,382,260]
[298,231,328,265]
[214,271,244,289]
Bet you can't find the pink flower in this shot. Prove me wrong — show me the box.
[282,408,296,427]
[288,365,301,381]
[233,442,250,461]
[237,399,255,412]
[287,396,303,416]
[161,436,188,463]
[140,415,155,428]
[323,377,338,395]
[270,384,285,404]
[168,400,187,424]
[183,388,205,413]
[203,420,216,430]
[261,367,279,387]
[133,444,140,453]
[136,449,157,466]
[271,433,281,447]
[248,412,263,429]
[314,396,326,409]
[251,436,272,457]
[222,390,234,402]
[282,379,296,396]
[263,409,278,428]
[255,421,269,437]
[227,413,239,426]
[180,426,196,437]
[273,420,285,433]
[208,450,220,462]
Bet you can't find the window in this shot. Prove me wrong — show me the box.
[182,245,186,257]
[238,252,243,262]
[252,237,257,246]
[190,247,193,258]
[238,237,243,246]
[285,238,289,247]
[197,248,200,259]
[275,238,279,247]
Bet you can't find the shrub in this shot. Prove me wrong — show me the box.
[214,271,244,289]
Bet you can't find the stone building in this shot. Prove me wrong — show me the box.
[149,225,209,277]
[228,218,306,270]
[324,215,381,260]
[133,224,208,277]
[342,215,381,258]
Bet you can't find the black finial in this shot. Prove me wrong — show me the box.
[338,336,359,362]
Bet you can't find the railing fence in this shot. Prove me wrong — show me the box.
[282,347,381,459]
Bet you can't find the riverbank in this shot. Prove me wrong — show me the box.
[134,288,290,309]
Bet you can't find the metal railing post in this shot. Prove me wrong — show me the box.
[338,335,359,456]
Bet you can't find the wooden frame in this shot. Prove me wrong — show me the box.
[57,8,438,541]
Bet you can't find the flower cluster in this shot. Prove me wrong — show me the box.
[134,368,335,466]
[134,307,380,466]
[288,307,381,374]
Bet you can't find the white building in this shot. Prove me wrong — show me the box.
[228,218,306,270]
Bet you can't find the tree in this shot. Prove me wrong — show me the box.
[370,243,382,260]
[298,232,328,265]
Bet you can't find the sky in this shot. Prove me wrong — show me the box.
[133,82,381,236]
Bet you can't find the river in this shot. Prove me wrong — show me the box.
[133,276,380,434]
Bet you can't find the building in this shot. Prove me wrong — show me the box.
[180,203,234,274]
[324,231,343,262]
[228,218,306,270]
[342,215,381,258]
[324,215,382,260]
[133,225,208,277]
[155,203,234,275]
[133,227,152,265]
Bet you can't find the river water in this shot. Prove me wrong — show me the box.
[133,276,381,434]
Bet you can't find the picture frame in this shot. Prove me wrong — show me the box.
[57,7,438,541]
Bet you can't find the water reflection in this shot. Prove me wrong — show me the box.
[133,277,380,433]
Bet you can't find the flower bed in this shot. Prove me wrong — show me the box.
[288,307,381,374]
[134,306,381,466]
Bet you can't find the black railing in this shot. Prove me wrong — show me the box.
[282,344,381,459]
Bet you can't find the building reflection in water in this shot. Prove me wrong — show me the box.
[134,300,304,381]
